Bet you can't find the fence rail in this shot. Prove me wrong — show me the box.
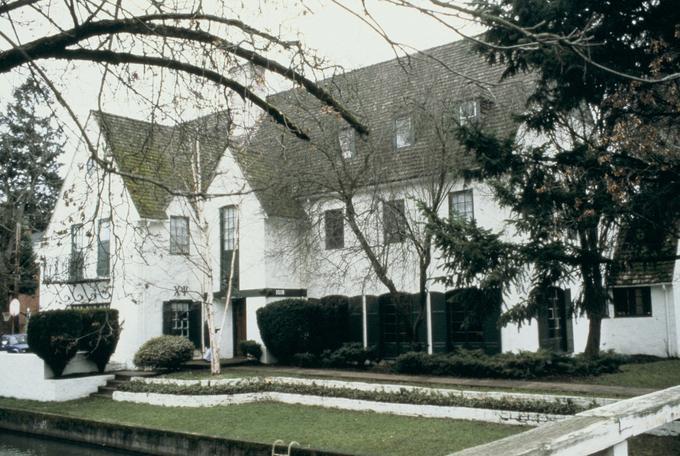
[450,385,680,456]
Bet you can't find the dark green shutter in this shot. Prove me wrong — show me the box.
[537,297,550,350]
[365,295,380,350]
[564,288,574,353]
[348,295,363,344]
[482,288,502,354]
[430,292,447,353]
[411,293,427,348]
[189,302,202,349]
[162,302,173,335]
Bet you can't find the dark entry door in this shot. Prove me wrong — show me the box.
[232,298,247,357]
[163,300,202,349]
[445,288,502,355]
[538,287,573,352]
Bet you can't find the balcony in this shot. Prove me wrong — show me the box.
[42,254,108,285]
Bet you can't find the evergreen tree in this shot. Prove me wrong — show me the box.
[0,79,63,305]
[427,0,679,357]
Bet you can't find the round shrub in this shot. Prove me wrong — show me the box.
[256,299,316,362]
[134,335,194,370]
[239,340,263,360]
[313,295,350,352]
[78,308,121,373]
[27,309,83,378]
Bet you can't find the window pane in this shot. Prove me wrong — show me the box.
[338,129,355,159]
[384,199,405,244]
[449,190,474,220]
[325,209,344,249]
[222,206,236,251]
[97,219,110,277]
[459,100,478,124]
[395,117,412,148]
[170,216,189,254]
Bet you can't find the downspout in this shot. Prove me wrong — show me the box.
[662,284,672,356]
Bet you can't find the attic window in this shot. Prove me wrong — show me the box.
[338,128,355,159]
[394,116,414,149]
[459,100,479,125]
[170,216,190,255]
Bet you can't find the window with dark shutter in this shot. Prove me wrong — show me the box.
[383,199,406,244]
[169,216,190,255]
[613,287,652,317]
[97,218,110,277]
[324,209,344,250]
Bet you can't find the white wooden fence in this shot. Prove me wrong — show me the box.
[450,385,680,456]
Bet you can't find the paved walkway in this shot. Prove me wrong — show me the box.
[227,365,654,398]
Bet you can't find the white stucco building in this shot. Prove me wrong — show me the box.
[38,40,680,367]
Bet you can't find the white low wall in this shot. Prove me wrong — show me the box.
[113,390,565,426]
[136,376,615,408]
[0,353,113,401]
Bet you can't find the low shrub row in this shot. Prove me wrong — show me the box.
[119,379,589,415]
[291,343,379,369]
[27,308,121,377]
[393,349,625,379]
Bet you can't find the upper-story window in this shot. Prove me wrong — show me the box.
[220,206,239,290]
[383,199,406,244]
[324,209,344,250]
[97,218,110,277]
[338,128,355,159]
[459,100,479,125]
[169,216,190,255]
[394,116,414,149]
[613,287,652,317]
[70,224,85,281]
[449,189,474,221]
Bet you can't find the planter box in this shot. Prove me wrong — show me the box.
[0,353,113,401]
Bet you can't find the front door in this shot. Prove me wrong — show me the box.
[232,298,247,357]
[538,287,573,352]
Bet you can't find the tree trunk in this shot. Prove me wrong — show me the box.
[584,315,602,358]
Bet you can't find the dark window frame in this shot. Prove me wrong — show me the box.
[324,208,345,250]
[449,189,474,221]
[169,216,190,255]
[97,218,110,278]
[612,287,652,318]
[383,199,406,244]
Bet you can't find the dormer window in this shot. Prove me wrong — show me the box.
[459,100,479,125]
[338,128,355,159]
[394,116,414,149]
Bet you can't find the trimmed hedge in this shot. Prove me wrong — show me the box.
[256,297,351,362]
[79,309,121,373]
[393,349,626,379]
[239,340,263,360]
[27,309,83,378]
[291,343,378,369]
[134,335,194,370]
[27,308,121,377]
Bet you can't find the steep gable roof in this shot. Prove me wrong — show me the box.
[609,228,678,286]
[95,111,230,219]
[236,39,533,217]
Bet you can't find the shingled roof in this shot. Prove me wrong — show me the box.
[609,228,678,286]
[236,39,533,217]
[95,111,230,219]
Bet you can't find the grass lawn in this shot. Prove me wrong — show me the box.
[0,397,523,456]
[580,359,680,390]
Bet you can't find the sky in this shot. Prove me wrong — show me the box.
[0,0,483,161]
